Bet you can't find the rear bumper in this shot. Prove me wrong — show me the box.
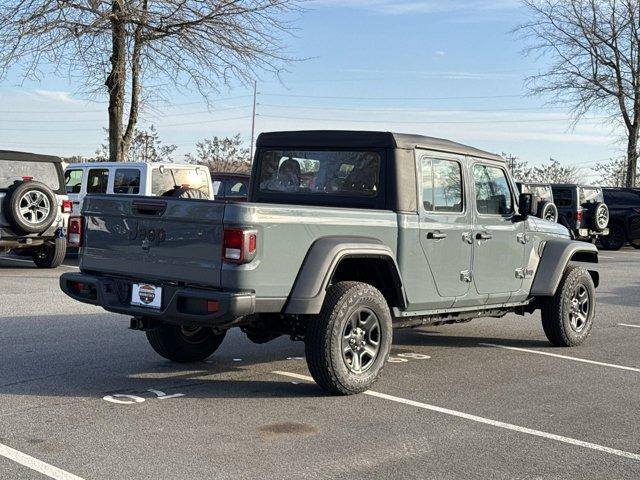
[59,272,255,326]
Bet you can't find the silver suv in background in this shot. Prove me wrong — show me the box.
[0,151,70,268]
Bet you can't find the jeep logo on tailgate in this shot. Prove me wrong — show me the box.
[123,222,166,246]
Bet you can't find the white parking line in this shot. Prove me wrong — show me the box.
[0,442,84,480]
[619,323,640,329]
[273,371,640,462]
[480,343,640,373]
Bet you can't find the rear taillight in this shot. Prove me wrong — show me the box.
[576,209,583,223]
[223,228,257,264]
[61,200,73,213]
[67,216,83,247]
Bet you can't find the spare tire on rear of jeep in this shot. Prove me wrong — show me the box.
[3,180,58,234]
[537,201,558,223]
[588,202,609,232]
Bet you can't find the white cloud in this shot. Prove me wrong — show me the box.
[434,50,446,58]
[33,89,81,104]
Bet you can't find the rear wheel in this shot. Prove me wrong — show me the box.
[541,265,595,347]
[32,237,67,268]
[599,224,625,251]
[305,281,392,395]
[146,323,226,362]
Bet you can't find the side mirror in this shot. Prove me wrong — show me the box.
[518,192,537,219]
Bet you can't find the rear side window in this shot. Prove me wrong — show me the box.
[86,169,109,194]
[421,157,463,213]
[473,164,513,215]
[520,184,553,203]
[113,168,141,194]
[552,188,573,206]
[65,169,83,194]
[212,180,223,197]
[0,160,61,191]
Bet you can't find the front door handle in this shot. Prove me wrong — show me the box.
[476,232,493,240]
[427,231,447,240]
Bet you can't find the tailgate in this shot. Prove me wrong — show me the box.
[81,195,225,287]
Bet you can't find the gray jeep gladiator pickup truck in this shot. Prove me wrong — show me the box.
[60,131,599,395]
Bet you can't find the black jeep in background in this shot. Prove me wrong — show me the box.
[550,184,609,241]
[599,187,640,250]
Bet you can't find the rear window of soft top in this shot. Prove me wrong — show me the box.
[0,159,61,191]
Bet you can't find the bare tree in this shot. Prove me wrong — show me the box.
[185,134,250,173]
[0,1,298,161]
[518,0,640,187]
[94,125,176,162]
[530,158,580,183]
[592,156,638,186]
[502,152,533,181]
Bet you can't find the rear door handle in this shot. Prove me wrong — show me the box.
[476,232,493,240]
[427,231,447,240]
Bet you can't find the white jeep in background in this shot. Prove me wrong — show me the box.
[64,162,214,216]
[0,150,71,268]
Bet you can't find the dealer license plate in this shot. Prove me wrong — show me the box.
[131,283,162,309]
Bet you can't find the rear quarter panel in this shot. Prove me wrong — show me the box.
[222,203,398,299]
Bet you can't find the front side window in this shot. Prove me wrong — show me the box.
[421,157,463,213]
[151,168,210,197]
[113,168,141,194]
[86,168,109,194]
[65,169,83,194]
[473,164,513,215]
[258,150,380,197]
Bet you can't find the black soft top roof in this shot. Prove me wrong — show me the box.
[256,130,502,161]
[0,150,62,163]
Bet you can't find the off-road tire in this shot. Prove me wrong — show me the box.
[32,237,67,268]
[589,202,609,232]
[146,323,226,362]
[305,281,392,395]
[538,201,558,223]
[541,265,595,347]
[599,223,625,251]
[3,180,58,234]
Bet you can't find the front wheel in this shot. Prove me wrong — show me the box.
[146,323,226,362]
[541,265,595,347]
[305,282,392,395]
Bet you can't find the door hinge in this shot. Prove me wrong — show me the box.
[461,232,473,244]
[515,267,525,279]
[517,233,529,244]
[460,270,473,282]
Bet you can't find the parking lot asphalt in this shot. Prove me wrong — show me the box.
[0,251,639,479]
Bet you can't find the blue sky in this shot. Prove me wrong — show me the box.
[0,0,622,180]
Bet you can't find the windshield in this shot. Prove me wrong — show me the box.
[0,160,61,191]
[258,150,381,197]
[151,167,210,197]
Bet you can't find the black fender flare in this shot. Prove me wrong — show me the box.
[284,236,406,315]
[530,239,599,296]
